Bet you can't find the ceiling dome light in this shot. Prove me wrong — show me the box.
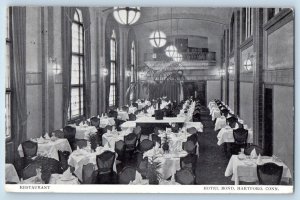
[173,52,183,62]
[149,30,167,48]
[113,7,141,25]
[165,45,177,58]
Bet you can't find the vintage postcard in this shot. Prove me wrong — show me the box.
[4,6,294,193]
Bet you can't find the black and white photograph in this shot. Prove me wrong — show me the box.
[4,5,294,193]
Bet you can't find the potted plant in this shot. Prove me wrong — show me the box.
[162,133,170,153]
[146,156,162,185]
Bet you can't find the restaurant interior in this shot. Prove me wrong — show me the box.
[5,7,294,185]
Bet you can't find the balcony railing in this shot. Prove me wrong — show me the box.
[144,51,216,62]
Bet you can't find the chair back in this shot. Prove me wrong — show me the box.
[122,106,129,112]
[115,119,125,131]
[118,166,136,184]
[151,134,161,146]
[137,157,148,179]
[180,154,197,174]
[187,127,198,135]
[244,145,264,156]
[96,151,115,174]
[82,163,96,184]
[108,110,118,119]
[257,162,283,185]
[226,116,238,128]
[75,139,88,149]
[133,126,142,135]
[63,126,76,148]
[104,125,113,133]
[58,150,70,171]
[52,130,64,138]
[153,127,163,135]
[22,140,38,158]
[90,117,100,127]
[175,169,195,185]
[128,113,137,121]
[132,102,138,108]
[182,140,197,154]
[187,134,198,144]
[22,163,40,180]
[139,139,154,152]
[115,140,125,158]
[233,128,248,144]
[124,133,138,150]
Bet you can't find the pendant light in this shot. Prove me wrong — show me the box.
[165,8,177,57]
[149,8,167,48]
[113,7,141,25]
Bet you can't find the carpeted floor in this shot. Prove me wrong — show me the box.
[195,109,233,185]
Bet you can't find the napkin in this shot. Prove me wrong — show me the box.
[79,121,84,126]
[256,154,263,165]
[44,132,50,140]
[250,149,258,159]
[62,168,73,179]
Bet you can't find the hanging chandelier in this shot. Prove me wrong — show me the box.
[165,8,177,57]
[173,52,183,62]
[149,30,167,48]
[113,7,141,25]
[149,8,167,48]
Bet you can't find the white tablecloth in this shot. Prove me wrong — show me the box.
[215,116,227,131]
[48,174,80,184]
[184,122,203,132]
[143,148,188,180]
[225,155,292,185]
[102,130,131,148]
[217,126,253,146]
[118,111,129,121]
[136,116,187,124]
[100,117,115,128]
[211,108,221,121]
[120,121,136,131]
[128,106,138,114]
[73,125,98,140]
[68,146,117,181]
[5,164,20,183]
[18,138,72,161]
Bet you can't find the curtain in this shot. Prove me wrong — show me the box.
[61,7,75,125]
[12,7,27,148]
[82,8,91,118]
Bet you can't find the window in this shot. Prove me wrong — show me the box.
[130,41,136,83]
[109,30,117,107]
[267,8,282,21]
[69,9,85,120]
[6,8,12,140]
[242,8,253,41]
[229,14,234,53]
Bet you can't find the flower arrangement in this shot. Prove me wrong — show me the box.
[146,155,162,185]
[162,132,170,153]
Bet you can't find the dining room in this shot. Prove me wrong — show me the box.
[4,6,294,187]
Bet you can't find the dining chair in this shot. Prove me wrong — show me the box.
[118,166,137,184]
[108,110,118,119]
[90,116,100,128]
[21,140,38,158]
[226,116,238,128]
[187,133,198,145]
[51,130,64,138]
[57,150,70,171]
[128,113,137,121]
[82,163,97,184]
[187,127,198,135]
[180,154,197,174]
[114,119,125,131]
[257,162,283,185]
[115,140,125,161]
[137,157,149,179]
[124,133,138,159]
[139,139,154,152]
[22,163,40,180]
[182,140,197,155]
[132,102,138,108]
[175,168,195,185]
[231,128,249,155]
[75,139,88,149]
[63,126,76,150]
[96,151,117,184]
[244,145,264,156]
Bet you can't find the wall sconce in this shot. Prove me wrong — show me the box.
[152,53,157,59]
[218,69,225,76]
[102,68,108,76]
[228,64,234,74]
[126,71,131,77]
[50,57,61,75]
[243,54,254,71]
